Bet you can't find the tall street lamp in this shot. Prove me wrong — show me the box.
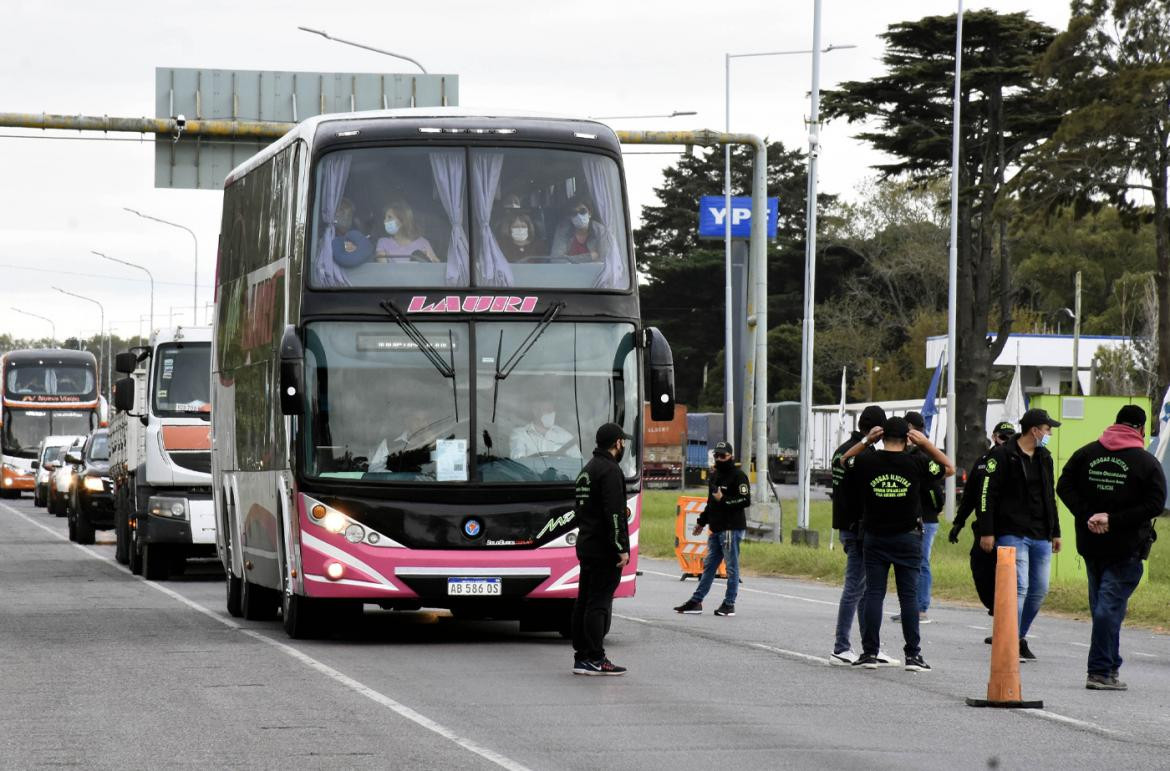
[11,307,55,346]
[297,26,428,73]
[53,287,106,398]
[123,207,197,323]
[92,250,154,335]
[944,1,965,519]
[727,38,855,525]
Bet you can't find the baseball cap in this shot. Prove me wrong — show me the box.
[992,421,1016,438]
[882,416,910,440]
[1116,405,1147,429]
[1020,408,1061,430]
[595,422,632,448]
[858,405,888,432]
[712,441,734,457]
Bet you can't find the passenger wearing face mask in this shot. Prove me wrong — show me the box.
[673,441,751,617]
[499,213,547,261]
[509,398,581,460]
[549,198,609,264]
[374,200,439,263]
[978,408,1063,661]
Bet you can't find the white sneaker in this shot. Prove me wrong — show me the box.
[874,651,901,667]
[830,649,859,666]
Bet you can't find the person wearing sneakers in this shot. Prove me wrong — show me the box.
[570,422,633,676]
[829,404,895,666]
[1057,406,1166,691]
[674,441,750,617]
[978,408,1062,662]
[840,416,954,671]
[894,411,945,626]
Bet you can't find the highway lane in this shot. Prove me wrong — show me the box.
[3,493,1170,770]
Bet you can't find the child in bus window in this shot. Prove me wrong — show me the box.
[374,200,439,263]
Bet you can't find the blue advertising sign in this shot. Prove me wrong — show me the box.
[698,196,779,239]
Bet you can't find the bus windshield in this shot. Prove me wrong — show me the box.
[1,409,95,459]
[5,360,96,400]
[301,320,637,484]
[153,343,211,418]
[309,146,629,291]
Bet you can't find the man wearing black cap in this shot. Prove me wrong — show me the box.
[570,422,632,676]
[840,416,954,670]
[673,440,751,616]
[950,421,1016,617]
[978,408,1063,661]
[1058,405,1166,690]
[828,404,889,665]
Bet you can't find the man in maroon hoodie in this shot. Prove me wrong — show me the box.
[1057,405,1166,691]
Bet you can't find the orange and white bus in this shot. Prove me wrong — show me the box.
[1,349,102,498]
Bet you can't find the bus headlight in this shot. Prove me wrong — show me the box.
[322,510,347,534]
[83,476,105,492]
[344,524,365,543]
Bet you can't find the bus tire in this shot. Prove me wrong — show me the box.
[74,505,95,545]
[142,543,170,581]
[241,578,278,621]
[225,569,243,618]
[282,592,323,639]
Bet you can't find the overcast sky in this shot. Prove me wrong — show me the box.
[0,0,1073,341]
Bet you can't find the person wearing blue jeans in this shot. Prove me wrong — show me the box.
[1057,405,1166,690]
[675,441,750,617]
[978,408,1062,661]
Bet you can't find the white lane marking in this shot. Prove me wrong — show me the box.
[0,501,530,771]
[1069,642,1090,648]
[1029,710,1129,739]
[967,625,989,631]
[750,642,830,666]
[1134,652,1157,658]
[613,614,653,625]
[640,568,838,607]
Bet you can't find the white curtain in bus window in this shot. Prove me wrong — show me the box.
[314,153,353,288]
[429,150,470,286]
[581,155,627,290]
[471,152,515,287]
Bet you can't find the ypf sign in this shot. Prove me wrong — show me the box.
[698,196,779,239]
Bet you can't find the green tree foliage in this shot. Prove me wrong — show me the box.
[1015,0,1170,400]
[821,10,1060,468]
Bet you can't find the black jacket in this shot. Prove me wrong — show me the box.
[698,462,751,532]
[1057,439,1166,563]
[977,438,1060,540]
[573,449,630,560]
[831,432,866,531]
[955,448,993,533]
[908,446,945,523]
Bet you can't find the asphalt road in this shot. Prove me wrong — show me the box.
[3,493,1169,770]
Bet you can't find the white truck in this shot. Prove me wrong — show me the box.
[110,326,216,580]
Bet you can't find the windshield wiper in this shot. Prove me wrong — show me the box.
[490,302,564,422]
[380,300,460,422]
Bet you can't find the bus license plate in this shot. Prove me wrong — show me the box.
[447,578,502,596]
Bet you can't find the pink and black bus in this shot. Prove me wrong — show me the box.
[212,109,674,638]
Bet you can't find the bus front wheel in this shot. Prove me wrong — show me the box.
[282,592,322,639]
[225,569,243,617]
[241,578,279,621]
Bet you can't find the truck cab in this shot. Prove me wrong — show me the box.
[111,327,215,579]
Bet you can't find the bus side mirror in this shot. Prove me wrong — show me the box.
[645,327,676,422]
[113,377,135,413]
[279,325,304,416]
[114,352,139,374]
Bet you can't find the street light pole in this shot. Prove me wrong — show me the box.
[53,287,106,398]
[1072,271,1082,395]
[11,307,55,346]
[123,207,197,324]
[92,250,154,335]
[297,26,428,73]
[945,0,965,520]
[589,110,698,120]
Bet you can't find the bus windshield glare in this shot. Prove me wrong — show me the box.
[153,343,211,418]
[5,360,96,400]
[303,320,637,484]
[309,146,630,291]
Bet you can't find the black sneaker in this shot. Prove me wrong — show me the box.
[576,658,627,676]
[853,653,880,669]
[1018,638,1036,661]
[714,603,736,617]
[905,655,932,672]
[674,599,703,614]
[984,636,993,645]
[1086,673,1127,690]
[572,659,590,675]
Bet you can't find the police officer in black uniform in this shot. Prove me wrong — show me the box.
[1058,405,1166,690]
[570,422,632,676]
[674,441,751,617]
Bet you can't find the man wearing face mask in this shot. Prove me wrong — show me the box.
[510,398,580,460]
[673,441,751,617]
[978,408,1062,661]
[550,198,609,264]
[571,422,633,676]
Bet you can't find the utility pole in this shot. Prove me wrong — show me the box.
[1072,270,1082,395]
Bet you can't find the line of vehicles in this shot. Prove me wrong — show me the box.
[2,109,678,643]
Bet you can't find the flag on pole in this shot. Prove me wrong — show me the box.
[922,351,945,436]
[1152,384,1170,464]
[1001,346,1026,427]
[835,366,848,448]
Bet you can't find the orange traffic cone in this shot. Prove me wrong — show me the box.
[966,545,1044,709]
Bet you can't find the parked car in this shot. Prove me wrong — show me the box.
[48,437,85,517]
[33,435,83,509]
[67,429,113,544]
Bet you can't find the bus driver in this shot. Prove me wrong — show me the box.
[510,398,580,459]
